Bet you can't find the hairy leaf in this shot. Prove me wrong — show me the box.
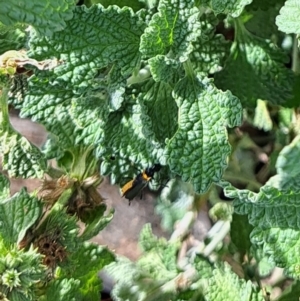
[140,0,201,62]
[205,263,264,301]
[276,0,300,34]
[209,0,252,17]
[42,278,82,301]
[167,75,242,194]
[0,23,27,53]
[214,21,294,107]
[0,173,10,201]
[0,188,42,245]
[62,242,115,301]
[1,131,47,178]
[0,87,47,178]
[139,79,178,143]
[0,245,46,301]
[99,99,166,184]
[0,0,75,36]
[267,135,300,190]
[227,185,300,230]
[80,208,114,241]
[29,5,145,86]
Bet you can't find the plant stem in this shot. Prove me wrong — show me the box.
[0,86,10,131]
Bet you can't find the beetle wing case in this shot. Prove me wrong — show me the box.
[121,164,162,203]
[121,173,149,201]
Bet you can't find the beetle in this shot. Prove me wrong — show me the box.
[121,164,161,204]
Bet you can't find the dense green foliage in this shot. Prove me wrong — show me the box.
[0,0,300,300]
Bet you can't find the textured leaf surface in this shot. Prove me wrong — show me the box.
[251,227,300,279]
[99,99,166,184]
[20,74,77,149]
[276,0,300,34]
[43,278,81,301]
[230,213,253,255]
[210,0,252,17]
[167,75,242,194]
[63,242,115,301]
[253,99,273,131]
[0,188,42,245]
[214,21,294,107]
[1,86,47,178]
[0,24,27,53]
[80,208,114,241]
[108,225,180,301]
[0,0,75,36]
[267,135,300,190]
[71,94,110,147]
[225,151,300,280]
[148,55,182,83]
[138,79,178,143]
[0,131,47,178]
[140,0,201,62]
[245,4,281,39]
[155,179,195,232]
[29,5,145,86]
[224,136,300,278]
[227,185,300,230]
[205,264,264,301]
[188,13,230,74]
[0,173,10,202]
[22,5,145,157]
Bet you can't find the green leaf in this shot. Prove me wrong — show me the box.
[0,173,10,201]
[225,182,300,278]
[148,55,182,83]
[62,242,115,301]
[70,93,110,147]
[209,0,252,17]
[29,5,145,85]
[0,86,47,178]
[0,188,42,245]
[251,227,300,279]
[285,75,300,108]
[0,0,76,36]
[230,213,253,255]
[0,245,46,301]
[275,135,300,178]
[0,23,27,53]
[253,99,273,131]
[42,278,82,301]
[276,0,300,34]
[155,178,195,232]
[267,135,300,190]
[140,0,201,62]
[257,256,275,277]
[20,74,81,151]
[214,20,294,107]
[138,224,179,278]
[99,98,165,184]
[245,4,282,39]
[138,79,178,143]
[190,14,230,74]
[0,131,47,178]
[80,208,114,241]
[139,223,169,252]
[227,185,300,230]
[167,75,242,194]
[205,263,264,301]
[193,255,214,279]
